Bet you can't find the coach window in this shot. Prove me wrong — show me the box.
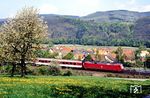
[39,60,42,62]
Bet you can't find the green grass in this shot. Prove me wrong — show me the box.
[0,76,149,98]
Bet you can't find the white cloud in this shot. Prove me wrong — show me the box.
[113,0,150,12]
[70,0,101,16]
[129,0,136,5]
[39,4,59,14]
[141,5,150,12]
[113,0,137,10]
[75,0,100,8]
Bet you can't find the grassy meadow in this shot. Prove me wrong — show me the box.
[0,76,149,98]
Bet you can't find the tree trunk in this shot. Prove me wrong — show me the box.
[21,59,25,77]
[24,64,27,75]
[21,65,24,77]
[11,63,16,77]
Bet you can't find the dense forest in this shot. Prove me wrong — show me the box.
[1,10,150,47]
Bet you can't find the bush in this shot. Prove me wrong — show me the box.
[106,73,114,77]
[85,54,93,61]
[0,65,12,74]
[38,66,49,75]
[63,51,74,60]
[63,69,73,76]
[27,62,62,76]
[48,65,62,76]
[62,69,92,76]
[34,50,58,58]
[123,62,132,67]
[27,66,45,75]
[29,65,62,76]
[145,56,150,68]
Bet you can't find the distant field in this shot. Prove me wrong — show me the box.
[54,44,138,50]
[0,76,149,98]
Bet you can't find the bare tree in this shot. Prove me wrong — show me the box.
[0,7,48,77]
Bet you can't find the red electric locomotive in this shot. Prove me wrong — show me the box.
[83,62,124,72]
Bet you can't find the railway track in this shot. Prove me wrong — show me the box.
[68,67,150,76]
[123,69,150,75]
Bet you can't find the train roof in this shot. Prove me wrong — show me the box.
[85,61,122,65]
[36,58,82,63]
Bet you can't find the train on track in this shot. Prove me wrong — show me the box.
[34,58,124,72]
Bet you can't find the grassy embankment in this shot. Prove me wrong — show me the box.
[0,76,149,98]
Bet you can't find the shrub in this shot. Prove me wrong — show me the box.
[123,62,132,67]
[29,65,62,76]
[85,54,93,61]
[48,65,62,76]
[63,69,73,76]
[135,60,144,67]
[63,51,74,60]
[38,66,49,75]
[73,70,92,76]
[27,62,62,76]
[145,56,150,68]
[0,65,12,74]
[106,73,114,77]
[62,69,92,76]
[34,50,58,58]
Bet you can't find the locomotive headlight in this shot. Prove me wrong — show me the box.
[120,64,124,69]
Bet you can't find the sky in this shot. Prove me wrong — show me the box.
[0,0,150,18]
